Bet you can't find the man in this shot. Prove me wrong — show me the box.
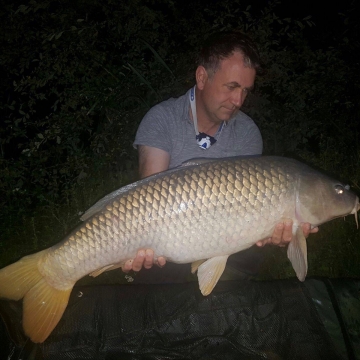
[123,31,317,273]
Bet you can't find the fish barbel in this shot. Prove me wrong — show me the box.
[0,156,358,343]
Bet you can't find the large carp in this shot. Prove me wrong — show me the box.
[0,156,358,343]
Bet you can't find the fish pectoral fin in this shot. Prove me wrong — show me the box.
[287,226,308,281]
[191,259,206,274]
[89,263,124,277]
[197,255,229,296]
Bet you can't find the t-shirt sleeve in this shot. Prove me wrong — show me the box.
[133,104,173,154]
[241,122,263,155]
[232,112,263,156]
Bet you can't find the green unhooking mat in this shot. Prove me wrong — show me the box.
[0,278,359,360]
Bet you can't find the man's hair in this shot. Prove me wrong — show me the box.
[197,31,261,76]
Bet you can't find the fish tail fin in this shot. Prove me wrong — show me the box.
[23,275,72,343]
[0,250,73,343]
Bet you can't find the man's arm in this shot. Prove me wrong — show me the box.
[138,145,170,178]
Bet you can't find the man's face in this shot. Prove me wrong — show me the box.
[197,51,256,123]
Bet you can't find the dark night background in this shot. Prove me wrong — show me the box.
[0,0,359,278]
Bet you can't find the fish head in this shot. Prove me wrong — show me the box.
[295,170,359,227]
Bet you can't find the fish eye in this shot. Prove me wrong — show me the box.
[345,184,350,190]
[334,185,345,194]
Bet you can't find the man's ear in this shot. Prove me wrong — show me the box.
[195,66,208,90]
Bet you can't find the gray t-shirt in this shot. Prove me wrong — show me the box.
[134,88,263,168]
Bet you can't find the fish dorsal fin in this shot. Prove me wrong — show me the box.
[81,155,256,221]
[196,255,229,296]
[180,158,218,167]
[80,160,213,221]
[180,155,259,168]
[80,183,141,221]
[80,172,184,221]
[287,226,308,281]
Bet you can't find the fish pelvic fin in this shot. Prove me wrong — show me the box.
[287,226,308,281]
[196,255,229,296]
[89,262,124,277]
[0,250,73,343]
[191,259,206,274]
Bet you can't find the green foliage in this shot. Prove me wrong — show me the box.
[1,0,178,200]
[0,0,359,278]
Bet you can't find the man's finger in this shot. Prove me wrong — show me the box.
[271,223,284,245]
[132,249,145,272]
[310,226,319,234]
[122,259,133,273]
[143,249,154,269]
[156,256,166,267]
[301,222,311,237]
[301,223,318,238]
[255,238,271,247]
[282,220,293,243]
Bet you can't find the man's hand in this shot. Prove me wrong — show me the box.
[256,220,319,247]
[122,249,166,273]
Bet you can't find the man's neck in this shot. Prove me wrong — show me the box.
[194,88,223,136]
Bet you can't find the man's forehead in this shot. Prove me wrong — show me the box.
[225,81,254,89]
[216,56,256,78]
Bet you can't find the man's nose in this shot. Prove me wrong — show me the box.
[231,88,245,108]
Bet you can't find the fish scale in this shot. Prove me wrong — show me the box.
[0,156,358,343]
